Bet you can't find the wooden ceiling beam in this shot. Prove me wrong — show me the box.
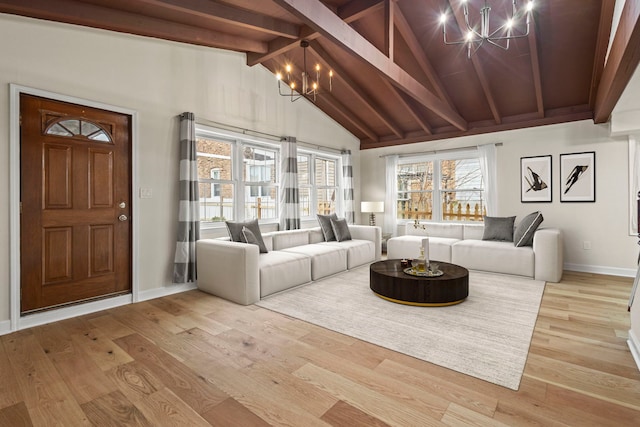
[450,2,501,125]
[360,106,593,150]
[394,5,457,109]
[247,0,384,66]
[272,0,467,131]
[309,41,404,138]
[318,94,380,142]
[527,14,544,118]
[589,0,616,109]
[382,80,433,135]
[0,0,267,52]
[78,0,300,39]
[125,0,300,39]
[385,0,395,61]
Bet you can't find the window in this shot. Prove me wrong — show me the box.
[45,117,112,142]
[315,156,338,216]
[195,123,341,227]
[197,137,234,224]
[243,145,278,220]
[396,152,484,222]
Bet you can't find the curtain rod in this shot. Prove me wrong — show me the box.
[378,142,503,158]
[195,116,343,155]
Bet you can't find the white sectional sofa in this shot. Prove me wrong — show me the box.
[197,225,381,305]
[387,221,563,282]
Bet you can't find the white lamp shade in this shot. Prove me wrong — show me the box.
[361,201,384,213]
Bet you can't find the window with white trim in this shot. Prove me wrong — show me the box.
[295,150,341,219]
[396,151,485,222]
[196,123,342,227]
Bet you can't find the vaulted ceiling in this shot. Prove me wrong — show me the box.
[2,0,639,149]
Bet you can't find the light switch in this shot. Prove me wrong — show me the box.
[139,188,153,199]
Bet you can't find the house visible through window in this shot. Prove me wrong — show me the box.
[396,152,484,222]
[195,123,341,228]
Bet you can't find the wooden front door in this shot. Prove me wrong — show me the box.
[20,94,132,314]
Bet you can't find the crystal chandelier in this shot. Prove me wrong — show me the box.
[276,40,333,102]
[440,0,534,59]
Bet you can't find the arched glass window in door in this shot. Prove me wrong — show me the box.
[45,118,112,142]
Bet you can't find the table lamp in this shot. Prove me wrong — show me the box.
[361,201,384,226]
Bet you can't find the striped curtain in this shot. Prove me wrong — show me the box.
[279,136,300,230]
[172,112,200,283]
[341,150,355,224]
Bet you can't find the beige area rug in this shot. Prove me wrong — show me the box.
[256,265,546,390]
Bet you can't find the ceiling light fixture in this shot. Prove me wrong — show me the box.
[440,0,534,59]
[276,40,333,102]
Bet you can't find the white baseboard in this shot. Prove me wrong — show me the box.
[1,283,198,336]
[17,294,133,332]
[564,262,636,278]
[0,319,11,336]
[629,329,640,373]
[137,282,198,302]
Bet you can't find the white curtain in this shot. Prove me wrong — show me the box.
[279,137,300,230]
[384,155,398,236]
[478,143,498,216]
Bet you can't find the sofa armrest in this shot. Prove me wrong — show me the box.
[533,228,564,282]
[196,239,260,305]
[349,225,382,260]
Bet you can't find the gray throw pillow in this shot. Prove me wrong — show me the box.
[482,216,516,242]
[513,212,544,247]
[242,226,269,253]
[330,217,352,242]
[225,219,268,253]
[317,213,338,241]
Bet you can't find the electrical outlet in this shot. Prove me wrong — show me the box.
[583,241,592,250]
[139,188,153,199]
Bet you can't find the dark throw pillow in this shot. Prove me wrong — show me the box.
[482,216,516,242]
[330,217,352,242]
[242,226,269,253]
[317,213,338,241]
[514,212,544,247]
[225,219,268,253]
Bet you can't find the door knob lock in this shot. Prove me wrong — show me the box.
[118,214,128,221]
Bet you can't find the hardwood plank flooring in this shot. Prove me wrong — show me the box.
[1,271,639,426]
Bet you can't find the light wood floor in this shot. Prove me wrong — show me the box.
[1,271,639,426]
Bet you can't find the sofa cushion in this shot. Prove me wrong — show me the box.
[281,244,348,280]
[330,217,352,242]
[405,222,464,239]
[387,235,456,262]
[462,224,485,240]
[259,251,311,297]
[514,211,544,247]
[242,227,268,253]
[452,239,534,278]
[321,240,375,269]
[482,216,516,242]
[225,219,268,253]
[272,229,310,250]
[317,213,338,241]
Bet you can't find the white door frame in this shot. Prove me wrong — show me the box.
[9,84,140,332]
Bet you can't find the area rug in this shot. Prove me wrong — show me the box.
[256,266,546,390]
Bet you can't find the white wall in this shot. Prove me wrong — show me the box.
[360,120,638,275]
[0,13,359,325]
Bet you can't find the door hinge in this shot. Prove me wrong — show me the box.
[20,202,22,214]
[19,115,22,126]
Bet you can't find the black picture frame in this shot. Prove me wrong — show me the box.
[560,151,595,202]
[521,155,552,203]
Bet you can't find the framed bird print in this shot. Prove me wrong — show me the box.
[560,151,595,202]
[521,155,552,203]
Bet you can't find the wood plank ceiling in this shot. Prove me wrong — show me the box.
[2,0,638,150]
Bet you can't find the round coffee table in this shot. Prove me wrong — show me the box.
[370,259,469,306]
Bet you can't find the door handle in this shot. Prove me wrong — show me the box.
[118,214,128,222]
